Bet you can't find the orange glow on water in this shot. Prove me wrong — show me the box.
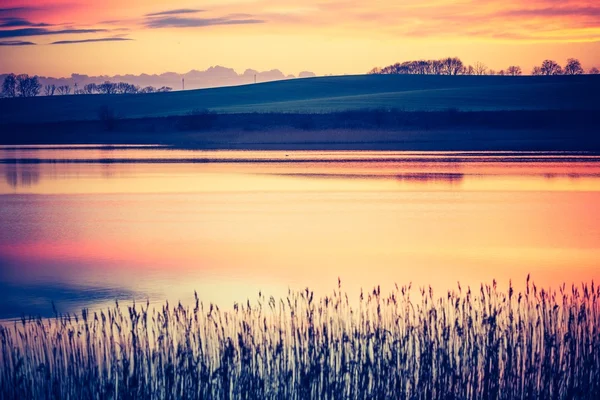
[1,150,599,312]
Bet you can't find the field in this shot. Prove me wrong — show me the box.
[1,74,599,124]
[1,279,599,399]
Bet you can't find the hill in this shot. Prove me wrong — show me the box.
[1,74,598,124]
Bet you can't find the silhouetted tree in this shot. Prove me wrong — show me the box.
[115,82,139,94]
[16,74,41,97]
[540,60,562,75]
[83,83,98,94]
[506,66,522,76]
[414,60,432,74]
[564,58,584,75]
[474,62,487,75]
[441,57,464,75]
[1,73,17,98]
[431,60,443,75]
[380,63,401,74]
[156,86,173,92]
[370,58,466,76]
[97,81,117,95]
[140,86,156,93]
[44,84,56,96]
[488,70,496,76]
[57,85,71,95]
[404,61,419,74]
[371,57,588,78]
[590,67,600,74]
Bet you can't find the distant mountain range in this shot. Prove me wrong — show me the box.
[0,66,317,92]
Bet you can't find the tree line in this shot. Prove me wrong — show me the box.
[1,73,172,98]
[369,57,599,76]
[2,57,598,98]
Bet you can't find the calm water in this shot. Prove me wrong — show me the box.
[1,146,600,319]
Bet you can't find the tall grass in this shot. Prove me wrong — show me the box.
[1,278,599,399]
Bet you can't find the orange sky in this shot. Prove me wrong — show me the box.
[0,0,599,77]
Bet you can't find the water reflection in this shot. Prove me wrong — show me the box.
[1,149,600,319]
[0,280,137,319]
[543,173,600,180]
[4,165,40,188]
[396,173,464,185]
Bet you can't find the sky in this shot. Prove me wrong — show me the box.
[0,0,599,77]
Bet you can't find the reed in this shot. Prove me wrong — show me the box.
[1,277,599,399]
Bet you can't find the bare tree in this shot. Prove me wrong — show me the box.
[16,74,41,97]
[369,57,553,78]
[431,60,443,75]
[441,57,464,75]
[44,84,56,96]
[30,76,42,97]
[56,85,71,95]
[156,86,173,93]
[116,82,139,94]
[590,67,600,74]
[564,58,584,75]
[84,83,98,94]
[414,60,433,74]
[16,74,29,97]
[368,67,382,74]
[506,66,522,76]
[474,61,487,75]
[380,63,401,74]
[140,86,156,93]
[540,60,562,75]
[1,73,17,98]
[97,81,117,95]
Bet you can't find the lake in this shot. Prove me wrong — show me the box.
[1,146,599,319]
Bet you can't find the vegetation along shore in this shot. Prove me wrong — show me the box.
[1,74,599,150]
[1,279,598,399]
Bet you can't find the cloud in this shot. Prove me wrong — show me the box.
[144,16,265,29]
[0,7,34,15]
[500,6,600,18]
[99,19,126,24]
[0,28,107,39]
[145,8,205,17]
[51,37,133,45]
[0,17,52,28]
[3,0,600,46]
[0,39,36,46]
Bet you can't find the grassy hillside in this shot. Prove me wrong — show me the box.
[1,74,598,124]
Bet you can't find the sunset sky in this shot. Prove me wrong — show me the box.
[0,0,599,77]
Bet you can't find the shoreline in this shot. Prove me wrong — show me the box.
[1,109,599,151]
[2,128,598,151]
